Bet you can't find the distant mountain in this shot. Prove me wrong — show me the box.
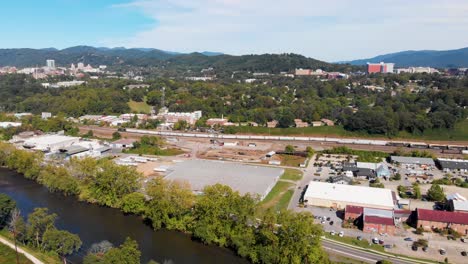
[0,46,358,73]
[343,47,468,68]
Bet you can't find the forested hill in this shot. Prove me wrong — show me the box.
[0,46,357,73]
[343,47,468,68]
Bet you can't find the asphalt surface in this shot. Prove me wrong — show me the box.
[322,239,431,264]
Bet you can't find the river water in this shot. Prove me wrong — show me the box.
[0,168,247,264]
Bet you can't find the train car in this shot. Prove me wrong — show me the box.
[409,142,429,149]
[448,145,468,151]
[428,144,448,150]
[279,136,294,141]
[309,137,325,142]
[249,135,264,140]
[386,141,410,147]
[442,149,462,154]
[222,135,237,139]
[294,137,309,141]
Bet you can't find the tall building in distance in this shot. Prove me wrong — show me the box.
[46,59,56,69]
[367,62,394,74]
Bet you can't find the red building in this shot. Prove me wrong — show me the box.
[416,209,468,235]
[363,215,396,235]
[345,205,363,221]
[367,63,382,73]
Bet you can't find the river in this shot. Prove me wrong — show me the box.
[0,168,247,264]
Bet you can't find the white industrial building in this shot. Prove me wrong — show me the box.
[303,181,395,210]
[23,135,80,152]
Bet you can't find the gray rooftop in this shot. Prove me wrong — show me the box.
[437,159,468,170]
[363,207,393,218]
[164,160,283,200]
[390,156,435,166]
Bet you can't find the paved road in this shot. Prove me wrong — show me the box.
[0,236,45,264]
[322,239,432,264]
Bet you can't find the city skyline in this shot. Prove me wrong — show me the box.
[1,0,468,62]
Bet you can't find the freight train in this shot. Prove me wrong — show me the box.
[123,128,468,151]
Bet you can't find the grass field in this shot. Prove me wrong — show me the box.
[128,98,152,114]
[125,146,185,156]
[260,181,294,210]
[0,242,33,264]
[260,169,303,211]
[280,168,303,181]
[227,120,468,141]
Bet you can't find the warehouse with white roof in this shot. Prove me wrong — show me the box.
[303,181,396,210]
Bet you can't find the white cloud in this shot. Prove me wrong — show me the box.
[105,0,468,61]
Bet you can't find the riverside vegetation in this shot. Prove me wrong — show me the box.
[0,141,329,264]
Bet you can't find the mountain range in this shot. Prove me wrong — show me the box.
[342,47,468,68]
[0,46,357,73]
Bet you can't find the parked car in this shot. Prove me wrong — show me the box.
[326,217,331,221]
[404,237,413,241]
[357,236,363,241]
[329,221,334,225]
[321,220,326,224]
[440,249,446,255]
[422,246,428,252]
[384,245,392,249]
[412,245,418,251]
[379,239,385,245]
[372,238,379,244]
[461,251,467,256]
[461,237,467,243]
[338,231,344,237]
[330,231,336,236]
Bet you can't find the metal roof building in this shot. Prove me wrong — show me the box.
[390,156,435,166]
[303,181,395,210]
[437,158,468,171]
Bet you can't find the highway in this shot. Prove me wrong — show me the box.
[322,239,433,264]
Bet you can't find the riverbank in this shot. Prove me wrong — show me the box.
[0,232,57,264]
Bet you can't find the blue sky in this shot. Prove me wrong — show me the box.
[1,0,468,61]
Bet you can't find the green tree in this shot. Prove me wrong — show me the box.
[88,160,141,207]
[146,178,195,231]
[121,193,147,215]
[26,208,57,248]
[173,120,189,130]
[413,183,422,199]
[285,145,295,154]
[306,146,315,157]
[0,193,16,228]
[427,184,445,202]
[112,131,122,140]
[43,228,82,261]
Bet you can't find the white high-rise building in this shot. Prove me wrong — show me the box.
[46,59,55,69]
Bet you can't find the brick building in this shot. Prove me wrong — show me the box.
[416,208,468,235]
[345,205,363,221]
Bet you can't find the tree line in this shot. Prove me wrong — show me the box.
[1,73,467,137]
[0,142,329,264]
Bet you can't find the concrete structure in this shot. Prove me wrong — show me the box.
[41,112,52,120]
[303,181,395,210]
[267,120,278,128]
[294,119,309,128]
[416,208,468,235]
[329,175,352,185]
[111,139,136,149]
[46,59,55,69]
[367,62,394,74]
[437,158,468,172]
[450,200,468,213]
[321,118,335,126]
[164,160,283,200]
[311,121,323,127]
[206,118,233,127]
[157,110,202,125]
[23,135,80,152]
[0,122,22,128]
[390,156,435,166]
[363,207,396,235]
[345,205,364,221]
